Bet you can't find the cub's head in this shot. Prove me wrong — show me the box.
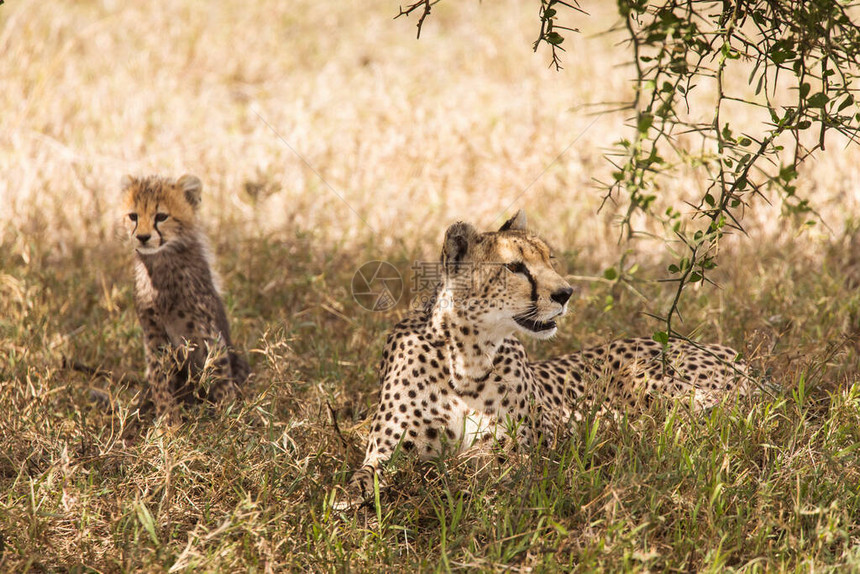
[121,174,202,254]
[439,210,573,340]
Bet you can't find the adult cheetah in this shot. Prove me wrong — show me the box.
[122,174,249,423]
[337,210,751,508]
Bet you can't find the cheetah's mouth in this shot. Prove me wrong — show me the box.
[513,315,557,333]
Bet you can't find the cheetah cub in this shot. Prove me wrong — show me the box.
[121,174,249,422]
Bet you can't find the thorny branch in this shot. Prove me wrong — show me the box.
[393,1,860,353]
[396,0,437,39]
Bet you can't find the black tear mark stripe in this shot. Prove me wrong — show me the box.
[513,245,538,301]
[522,265,538,302]
[153,204,165,246]
[504,261,537,302]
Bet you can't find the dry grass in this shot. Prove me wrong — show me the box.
[1,0,860,571]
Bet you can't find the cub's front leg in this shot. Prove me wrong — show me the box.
[139,307,181,424]
[197,335,241,405]
[169,310,239,406]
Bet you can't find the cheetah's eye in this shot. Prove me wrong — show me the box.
[505,262,527,275]
[128,213,138,222]
[155,213,169,223]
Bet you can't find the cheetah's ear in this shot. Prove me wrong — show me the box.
[499,209,526,232]
[441,221,477,274]
[177,174,202,209]
[120,174,135,191]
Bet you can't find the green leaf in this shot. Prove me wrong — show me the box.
[738,137,752,147]
[653,331,669,346]
[839,94,855,112]
[545,32,564,45]
[807,92,829,108]
[779,165,798,182]
[134,501,160,546]
[603,267,618,281]
[799,82,810,99]
[550,520,569,536]
[637,113,654,134]
[689,272,702,283]
[704,193,715,207]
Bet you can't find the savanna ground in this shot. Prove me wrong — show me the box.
[2,0,860,571]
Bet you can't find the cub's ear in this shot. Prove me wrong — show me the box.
[177,174,202,208]
[441,221,478,274]
[499,209,527,232]
[120,174,135,191]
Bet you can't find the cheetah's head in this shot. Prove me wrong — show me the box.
[438,210,573,340]
[121,174,202,255]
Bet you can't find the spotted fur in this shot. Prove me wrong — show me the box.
[122,174,249,423]
[337,210,751,508]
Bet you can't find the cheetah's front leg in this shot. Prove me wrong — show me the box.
[335,462,385,511]
[140,309,182,424]
[196,335,241,405]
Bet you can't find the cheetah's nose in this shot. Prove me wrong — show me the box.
[136,234,151,244]
[551,287,574,306]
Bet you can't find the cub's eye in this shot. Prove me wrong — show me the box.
[505,262,527,275]
[155,213,169,223]
[128,213,138,222]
